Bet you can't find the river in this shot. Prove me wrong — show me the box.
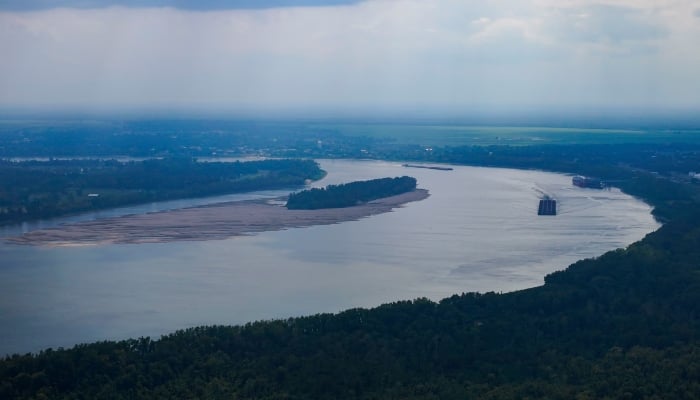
[0,159,659,355]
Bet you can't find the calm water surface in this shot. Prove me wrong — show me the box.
[0,159,659,354]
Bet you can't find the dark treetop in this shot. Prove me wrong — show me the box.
[286,176,417,210]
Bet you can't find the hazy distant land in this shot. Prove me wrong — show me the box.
[7,189,429,246]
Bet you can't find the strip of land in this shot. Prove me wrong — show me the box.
[7,189,429,246]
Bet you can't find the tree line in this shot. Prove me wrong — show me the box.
[286,176,417,210]
[0,158,324,225]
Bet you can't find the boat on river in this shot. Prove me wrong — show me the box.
[573,175,605,189]
[538,196,557,216]
[402,164,453,171]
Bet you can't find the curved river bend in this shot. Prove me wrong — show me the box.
[0,159,659,354]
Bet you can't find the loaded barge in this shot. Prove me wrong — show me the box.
[402,164,454,171]
[573,175,605,189]
[538,196,557,216]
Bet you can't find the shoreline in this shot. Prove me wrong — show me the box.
[7,189,430,247]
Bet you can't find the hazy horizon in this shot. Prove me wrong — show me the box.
[1,105,699,131]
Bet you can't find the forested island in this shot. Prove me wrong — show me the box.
[286,176,417,210]
[0,158,324,225]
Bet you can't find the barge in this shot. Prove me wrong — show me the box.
[538,196,557,216]
[573,175,605,189]
[402,164,454,171]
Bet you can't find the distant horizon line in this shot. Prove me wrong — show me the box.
[1,105,699,130]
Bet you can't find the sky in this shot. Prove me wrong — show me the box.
[1,0,699,117]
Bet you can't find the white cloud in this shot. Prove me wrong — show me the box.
[543,3,667,49]
[468,17,542,44]
[0,0,698,112]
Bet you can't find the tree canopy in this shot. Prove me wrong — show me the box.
[0,158,324,224]
[286,176,417,210]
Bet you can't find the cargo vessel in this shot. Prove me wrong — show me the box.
[573,175,605,189]
[538,196,557,216]
[402,164,454,171]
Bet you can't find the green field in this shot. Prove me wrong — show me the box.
[312,123,700,146]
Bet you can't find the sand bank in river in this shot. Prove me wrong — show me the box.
[7,189,429,246]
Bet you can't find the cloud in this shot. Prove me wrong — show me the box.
[0,0,698,113]
[694,8,700,18]
[547,4,667,44]
[0,0,361,11]
[459,17,560,65]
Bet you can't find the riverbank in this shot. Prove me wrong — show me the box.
[7,189,430,246]
[0,158,325,226]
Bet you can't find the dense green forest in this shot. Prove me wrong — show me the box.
[286,176,417,210]
[0,158,323,225]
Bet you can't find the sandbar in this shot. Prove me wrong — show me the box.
[7,189,429,246]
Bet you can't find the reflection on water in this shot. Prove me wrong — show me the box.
[0,160,659,354]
